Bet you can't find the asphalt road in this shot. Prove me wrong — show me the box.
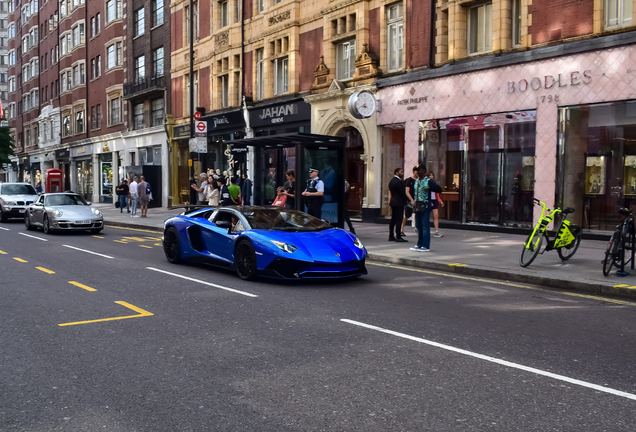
[1,220,636,431]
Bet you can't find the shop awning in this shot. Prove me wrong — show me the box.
[229,132,345,148]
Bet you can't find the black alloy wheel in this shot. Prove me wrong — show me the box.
[163,227,182,264]
[24,214,34,230]
[235,239,257,281]
[42,215,52,234]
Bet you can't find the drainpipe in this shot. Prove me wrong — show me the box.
[188,0,194,186]
[428,0,436,68]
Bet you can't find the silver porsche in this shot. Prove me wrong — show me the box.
[24,192,104,234]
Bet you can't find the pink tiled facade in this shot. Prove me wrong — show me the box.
[377,45,636,222]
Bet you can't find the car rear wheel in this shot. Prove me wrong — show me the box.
[163,227,181,264]
[235,239,257,281]
[24,214,34,230]
[42,215,52,234]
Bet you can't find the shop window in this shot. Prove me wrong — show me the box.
[605,0,633,29]
[135,7,145,36]
[386,3,403,72]
[152,98,164,126]
[336,39,355,80]
[468,2,492,55]
[153,47,164,77]
[153,0,164,26]
[256,48,264,100]
[133,103,144,129]
[558,101,636,231]
[273,57,288,95]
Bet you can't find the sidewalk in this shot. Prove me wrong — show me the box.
[95,203,636,300]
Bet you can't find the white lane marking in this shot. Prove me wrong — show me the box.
[0,226,10,231]
[147,267,258,298]
[341,319,636,402]
[62,244,114,259]
[19,232,48,242]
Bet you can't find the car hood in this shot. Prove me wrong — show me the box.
[48,205,101,218]
[252,228,366,263]
[1,194,38,202]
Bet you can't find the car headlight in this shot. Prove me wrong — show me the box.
[271,240,298,253]
[53,210,63,217]
[5,201,16,206]
[91,207,101,216]
[353,237,364,249]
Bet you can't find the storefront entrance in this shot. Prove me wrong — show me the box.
[338,127,365,218]
[420,111,536,228]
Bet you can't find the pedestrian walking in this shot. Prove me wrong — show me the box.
[388,168,408,242]
[283,170,296,209]
[116,179,130,213]
[138,176,150,218]
[410,165,442,252]
[129,176,139,217]
[401,166,417,237]
[428,171,445,238]
[302,168,324,219]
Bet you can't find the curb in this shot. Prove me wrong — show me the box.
[105,220,163,232]
[367,253,636,301]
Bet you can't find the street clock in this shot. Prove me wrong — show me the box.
[348,91,377,119]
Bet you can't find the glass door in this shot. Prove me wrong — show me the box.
[465,128,502,224]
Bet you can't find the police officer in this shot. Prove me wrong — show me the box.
[302,167,325,218]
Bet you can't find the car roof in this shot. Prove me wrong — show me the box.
[0,182,33,185]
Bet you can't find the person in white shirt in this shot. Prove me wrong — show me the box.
[129,176,139,217]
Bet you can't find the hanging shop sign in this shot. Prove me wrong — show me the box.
[250,100,311,127]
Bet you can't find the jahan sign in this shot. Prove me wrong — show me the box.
[507,70,592,93]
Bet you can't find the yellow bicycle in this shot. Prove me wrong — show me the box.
[520,198,582,267]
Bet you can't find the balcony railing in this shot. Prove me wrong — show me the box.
[123,75,165,98]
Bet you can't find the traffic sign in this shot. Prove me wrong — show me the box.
[193,111,202,120]
[189,137,207,153]
[195,120,207,134]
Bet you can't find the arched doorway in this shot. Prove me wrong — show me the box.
[337,126,365,217]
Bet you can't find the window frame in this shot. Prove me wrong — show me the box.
[467,2,493,55]
[336,39,356,80]
[273,56,288,96]
[386,3,403,72]
[605,0,633,30]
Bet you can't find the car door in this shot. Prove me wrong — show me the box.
[205,210,241,263]
[30,195,45,225]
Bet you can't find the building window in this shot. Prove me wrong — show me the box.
[135,7,145,36]
[96,104,101,128]
[273,57,288,96]
[387,3,403,72]
[153,47,164,77]
[75,111,84,133]
[133,103,144,129]
[91,105,96,129]
[135,55,145,81]
[468,2,492,55]
[256,48,264,100]
[106,0,122,23]
[220,0,228,27]
[63,115,70,136]
[336,39,356,79]
[221,74,228,108]
[512,0,521,46]
[151,98,164,126]
[257,0,264,13]
[107,42,122,69]
[153,0,164,26]
[73,65,79,86]
[110,97,121,125]
[97,55,101,76]
[605,0,633,29]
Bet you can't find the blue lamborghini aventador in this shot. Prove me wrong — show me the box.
[162,206,368,280]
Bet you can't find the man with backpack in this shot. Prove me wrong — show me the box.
[410,165,442,252]
[138,176,151,218]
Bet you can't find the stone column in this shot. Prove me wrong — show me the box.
[92,153,100,204]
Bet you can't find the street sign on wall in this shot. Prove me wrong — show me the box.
[195,120,207,134]
[193,111,202,120]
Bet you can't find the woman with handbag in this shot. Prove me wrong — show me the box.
[410,165,442,252]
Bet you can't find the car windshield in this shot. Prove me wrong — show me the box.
[46,195,88,206]
[243,208,330,232]
[1,184,37,195]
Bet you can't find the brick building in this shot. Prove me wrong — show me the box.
[375,0,636,231]
[169,0,434,219]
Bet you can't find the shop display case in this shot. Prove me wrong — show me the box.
[585,156,606,195]
[624,156,636,196]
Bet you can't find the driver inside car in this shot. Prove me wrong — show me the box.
[231,215,245,232]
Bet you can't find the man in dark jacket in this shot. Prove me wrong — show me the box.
[388,168,408,242]
[115,179,129,213]
[241,173,252,206]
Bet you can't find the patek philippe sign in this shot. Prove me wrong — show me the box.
[250,101,311,127]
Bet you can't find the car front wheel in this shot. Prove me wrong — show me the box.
[235,239,257,281]
[43,215,52,234]
[163,227,181,264]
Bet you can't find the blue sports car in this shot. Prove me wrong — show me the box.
[162,206,368,280]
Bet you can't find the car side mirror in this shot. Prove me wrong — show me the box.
[86,201,92,205]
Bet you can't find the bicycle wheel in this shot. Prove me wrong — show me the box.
[520,232,543,267]
[557,233,582,261]
[602,232,620,276]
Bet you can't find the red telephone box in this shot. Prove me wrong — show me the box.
[45,169,63,193]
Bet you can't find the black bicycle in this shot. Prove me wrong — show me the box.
[602,207,635,276]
